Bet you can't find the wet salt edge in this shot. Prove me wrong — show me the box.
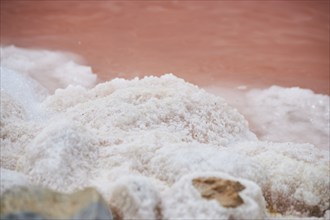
[1,46,329,219]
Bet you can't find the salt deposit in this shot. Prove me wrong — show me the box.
[244,86,330,150]
[0,46,97,93]
[161,172,266,219]
[206,85,330,150]
[108,175,162,219]
[17,120,99,192]
[1,46,329,219]
[229,141,330,217]
[0,168,30,195]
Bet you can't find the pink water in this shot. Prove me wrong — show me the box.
[1,1,329,94]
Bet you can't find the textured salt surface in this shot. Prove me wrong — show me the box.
[1,46,97,93]
[0,168,30,195]
[245,87,330,150]
[1,46,329,219]
[206,85,330,150]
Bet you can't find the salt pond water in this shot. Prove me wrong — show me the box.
[0,46,329,219]
[1,1,329,94]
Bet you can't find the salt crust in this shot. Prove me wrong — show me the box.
[229,141,330,216]
[0,91,40,170]
[162,172,266,219]
[1,48,329,219]
[1,46,97,92]
[0,168,30,196]
[17,120,99,192]
[108,175,162,219]
[245,86,330,150]
[108,173,265,220]
[147,143,268,186]
[1,67,47,120]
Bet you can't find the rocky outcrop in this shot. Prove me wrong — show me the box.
[192,177,246,208]
[161,172,266,219]
[0,186,112,220]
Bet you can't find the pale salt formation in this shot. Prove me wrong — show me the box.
[324,210,330,220]
[161,172,266,219]
[1,67,47,120]
[0,66,46,170]
[108,173,266,220]
[147,143,268,186]
[229,141,330,217]
[0,168,30,195]
[108,176,162,219]
[206,85,330,150]
[1,47,329,219]
[26,73,256,190]
[1,46,97,92]
[0,90,40,170]
[43,74,256,146]
[244,86,330,150]
[17,120,99,192]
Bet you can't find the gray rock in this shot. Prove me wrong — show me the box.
[0,186,112,220]
[1,212,45,220]
[192,177,246,208]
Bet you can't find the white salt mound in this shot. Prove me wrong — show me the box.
[43,74,256,146]
[0,47,329,219]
